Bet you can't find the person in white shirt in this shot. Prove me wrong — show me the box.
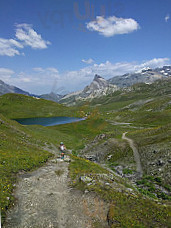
[59,142,66,159]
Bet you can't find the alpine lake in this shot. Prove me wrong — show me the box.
[14,116,85,127]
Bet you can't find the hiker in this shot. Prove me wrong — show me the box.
[59,142,66,159]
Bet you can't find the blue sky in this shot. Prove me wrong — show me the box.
[0,0,171,94]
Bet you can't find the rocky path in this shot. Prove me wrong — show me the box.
[122,132,143,178]
[3,145,109,228]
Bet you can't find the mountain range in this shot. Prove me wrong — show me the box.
[108,66,171,87]
[0,79,30,96]
[0,66,171,104]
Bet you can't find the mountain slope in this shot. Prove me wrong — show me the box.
[0,93,76,119]
[60,74,118,105]
[1,78,171,227]
[0,79,30,96]
[39,92,63,102]
[108,66,171,87]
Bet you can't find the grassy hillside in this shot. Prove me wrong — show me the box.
[69,155,171,228]
[0,108,111,223]
[0,114,52,222]
[0,93,78,119]
[91,78,170,105]
[0,78,170,226]
[75,78,171,200]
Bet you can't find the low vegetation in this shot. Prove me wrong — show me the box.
[0,93,77,119]
[69,155,171,228]
[0,106,110,223]
[0,114,52,223]
[0,78,171,227]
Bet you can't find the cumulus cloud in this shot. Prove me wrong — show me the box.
[86,16,140,37]
[0,24,51,56]
[0,38,23,56]
[82,58,94,64]
[139,58,170,69]
[15,24,51,49]
[165,14,170,22]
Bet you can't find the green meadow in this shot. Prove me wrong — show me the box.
[0,78,171,226]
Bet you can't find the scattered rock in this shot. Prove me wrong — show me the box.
[156,159,165,166]
[64,157,71,162]
[83,155,97,162]
[107,155,112,160]
[80,176,93,183]
[51,159,58,163]
[47,193,54,197]
[126,188,133,192]
[84,190,89,194]
[93,133,107,143]
[114,166,123,176]
[149,162,155,166]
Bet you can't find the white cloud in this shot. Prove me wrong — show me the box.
[86,16,140,37]
[52,58,170,92]
[46,68,59,73]
[0,24,51,57]
[139,58,170,69]
[14,68,59,94]
[165,14,170,22]
[0,38,23,56]
[32,67,59,78]
[0,68,15,82]
[32,67,44,72]
[82,58,94,64]
[0,58,169,94]
[15,24,51,49]
[58,58,170,91]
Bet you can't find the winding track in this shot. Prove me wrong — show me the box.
[122,132,143,178]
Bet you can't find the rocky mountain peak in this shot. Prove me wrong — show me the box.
[90,74,109,89]
[60,74,118,105]
[93,74,104,81]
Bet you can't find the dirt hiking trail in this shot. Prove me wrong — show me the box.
[122,132,143,178]
[4,145,109,228]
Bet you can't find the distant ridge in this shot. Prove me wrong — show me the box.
[0,79,30,96]
[108,66,171,87]
[39,92,63,102]
[0,66,170,103]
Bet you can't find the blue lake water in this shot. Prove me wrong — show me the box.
[15,116,85,127]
